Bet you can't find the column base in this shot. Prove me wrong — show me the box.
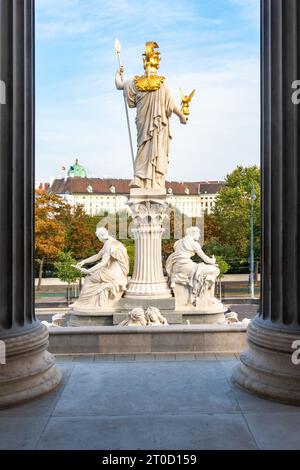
[125,280,172,299]
[0,323,62,408]
[232,316,300,405]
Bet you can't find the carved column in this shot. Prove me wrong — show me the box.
[0,0,61,407]
[125,190,172,298]
[233,0,300,404]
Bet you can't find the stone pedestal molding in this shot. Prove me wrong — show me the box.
[0,325,61,407]
[233,0,300,405]
[125,192,172,298]
[0,0,61,407]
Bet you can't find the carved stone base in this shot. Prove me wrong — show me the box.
[173,284,226,314]
[0,324,62,408]
[232,316,300,405]
[70,289,124,312]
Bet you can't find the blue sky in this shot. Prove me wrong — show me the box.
[35,0,260,182]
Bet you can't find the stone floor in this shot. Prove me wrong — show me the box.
[1,354,300,450]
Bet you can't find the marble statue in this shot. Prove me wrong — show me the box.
[145,306,168,325]
[224,312,239,324]
[166,226,222,310]
[71,227,129,309]
[115,41,187,189]
[224,312,251,326]
[119,307,147,326]
[119,306,168,326]
[41,313,66,328]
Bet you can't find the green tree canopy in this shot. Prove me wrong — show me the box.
[54,251,82,284]
[205,165,261,262]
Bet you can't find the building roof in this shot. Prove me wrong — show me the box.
[166,181,224,195]
[67,159,87,178]
[50,178,224,196]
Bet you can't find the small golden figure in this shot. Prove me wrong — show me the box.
[180,88,195,119]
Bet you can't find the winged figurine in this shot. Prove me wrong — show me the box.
[180,88,195,119]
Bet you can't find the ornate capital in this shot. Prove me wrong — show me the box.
[129,200,168,226]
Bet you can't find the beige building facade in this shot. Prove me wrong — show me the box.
[49,177,224,218]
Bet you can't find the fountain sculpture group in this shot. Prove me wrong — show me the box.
[69,42,225,326]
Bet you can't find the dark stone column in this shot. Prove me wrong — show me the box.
[0,0,61,407]
[233,0,300,404]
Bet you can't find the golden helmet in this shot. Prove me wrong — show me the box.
[143,42,161,72]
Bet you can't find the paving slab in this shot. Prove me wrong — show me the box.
[52,361,239,417]
[0,357,299,450]
[36,414,257,450]
[0,417,48,450]
[245,412,300,450]
[0,363,73,417]
[220,360,300,414]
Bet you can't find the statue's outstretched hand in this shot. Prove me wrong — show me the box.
[180,114,187,125]
[118,66,124,75]
[79,267,89,275]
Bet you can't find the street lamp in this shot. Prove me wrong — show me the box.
[249,186,256,299]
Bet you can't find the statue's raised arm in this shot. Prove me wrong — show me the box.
[115,66,124,90]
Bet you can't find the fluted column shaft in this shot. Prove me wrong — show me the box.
[0,0,61,408]
[233,0,300,405]
[0,0,36,337]
[125,197,171,298]
[261,0,300,329]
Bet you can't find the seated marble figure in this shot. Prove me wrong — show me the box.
[71,227,129,310]
[166,226,222,310]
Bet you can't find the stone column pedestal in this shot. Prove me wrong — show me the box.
[234,317,300,404]
[0,0,61,407]
[233,0,300,405]
[125,189,172,299]
[0,325,61,408]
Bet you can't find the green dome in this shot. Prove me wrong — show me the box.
[67,159,87,178]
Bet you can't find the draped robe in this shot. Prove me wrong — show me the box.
[124,79,175,188]
[166,236,220,297]
[72,238,129,309]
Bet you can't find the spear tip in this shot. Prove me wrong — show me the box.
[115,38,121,53]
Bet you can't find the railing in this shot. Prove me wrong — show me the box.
[35,259,261,305]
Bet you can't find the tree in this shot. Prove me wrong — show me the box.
[206,165,261,263]
[62,205,100,260]
[54,251,81,284]
[35,190,67,288]
[215,255,230,279]
[203,213,219,240]
[54,251,82,301]
[202,239,238,265]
